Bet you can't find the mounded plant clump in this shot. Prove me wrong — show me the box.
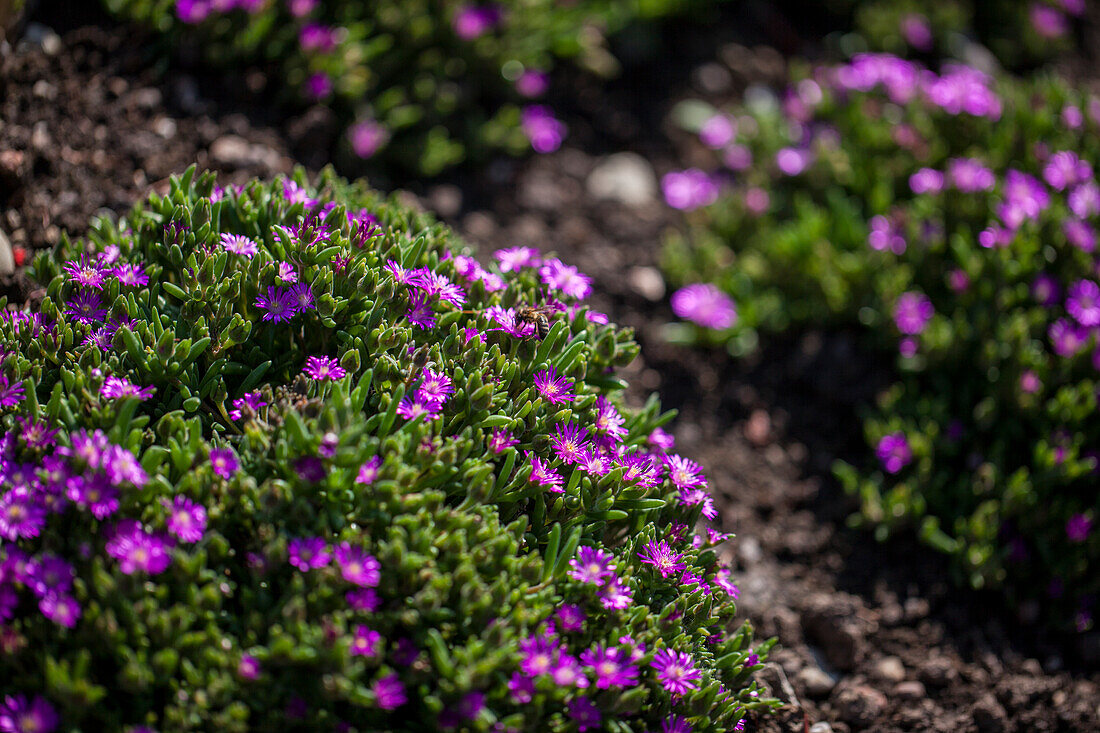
[662,56,1099,630]
[0,167,772,731]
[102,0,708,175]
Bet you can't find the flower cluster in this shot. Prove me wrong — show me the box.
[0,169,771,729]
[662,53,1100,629]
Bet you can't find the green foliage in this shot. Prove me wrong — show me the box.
[0,167,773,729]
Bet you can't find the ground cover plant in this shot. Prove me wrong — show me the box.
[661,56,1100,632]
[101,0,713,176]
[0,166,774,731]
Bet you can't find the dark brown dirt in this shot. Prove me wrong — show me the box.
[2,13,1099,733]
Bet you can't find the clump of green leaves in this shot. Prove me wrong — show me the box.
[0,167,773,730]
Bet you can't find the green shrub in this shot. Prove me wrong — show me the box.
[662,59,1099,631]
[0,167,773,730]
[101,0,714,176]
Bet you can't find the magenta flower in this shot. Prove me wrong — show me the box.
[63,254,107,290]
[1066,280,1100,327]
[1019,370,1042,395]
[288,282,316,314]
[39,593,81,628]
[0,695,59,733]
[568,546,615,585]
[534,367,574,405]
[0,374,25,409]
[579,449,610,477]
[665,454,705,490]
[947,158,996,192]
[515,69,549,97]
[350,624,383,657]
[347,588,381,612]
[305,72,333,100]
[1049,318,1088,357]
[299,23,337,53]
[1070,182,1100,218]
[335,543,381,587]
[900,13,933,51]
[581,645,638,689]
[220,233,259,257]
[303,355,346,381]
[1064,219,1097,252]
[0,488,47,540]
[567,698,601,731]
[288,537,331,571]
[671,284,736,329]
[106,520,174,575]
[893,292,934,335]
[876,432,912,474]
[165,495,207,543]
[1066,514,1092,542]
[112,262,149,287]
[678,488,717,520]
[407,291,437,330]
[638,540,686,579]
[552,423,590,465]
[100,375,154,401]
[452,4,502,39]
[396,397,440,421]
[868,215,907,254]
[539,257,592,299]
[416,367,454,406]
[649,428,675,451]
[356,456,382,485]
[662,169,719,210]
[651,648,702,696]
[238,655,261,681]
[1032,274,1062,306]
[277,261,298,283]
[493,246,539,272]
[593,397,627,442]
[909,168,944,194]
[556,603,586,632]
[776,147,813,176]
[528,454,564,493]
[64,290,108,324]
[488,429,518,454]
[699,114,736,148]
[521,105,566,154]
[254,286,297,323]
[229,390,267,420]
[372,674,407,711]
[1031,4,1068,38]
[65,475,118,519]
[209,448,239,479]
[350,119,389,159]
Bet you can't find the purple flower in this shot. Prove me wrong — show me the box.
[552,423,590,465]
[1043,151,1092,190]
[539,258,592,299]
[776,147,813,176]
[567,698,601,731]
[651,648,701,696]
[665,454,706,490]
[305,72,333,100]
[909,168,944,195]
[520,105,566,154]
[893,292,934,335]
[350,624,382,657]
[350,119,389,158]
[508,673,535,703]
[568,546,615,585]
[670,284,736,329]
[166,496,207,543]
[39,593,81,628]
[493,246,540,272]
[488,429,518,454]
[372,674,406,710]
[699,114,736,148]
[1031,4,1068,38]
[638,540,686,578]
[0,488,46,540]
[416,367,454,406]
[299,22,337,53]
[900,13,933,51]
[209,448,239,479]
[1066,514,1092,542]
[0,374,25,409]
[64,290,108,324]
[406,291,437,330]
[64,254,108,290]
[948,158,996,192]
[662,169,719,210]
[527,454,564,492]
[1032,274,1062,306]
[534,367,574,405]
[660,714,693,733]
[347,588,381,612]
[581,645,638,689]
[1069,182,1100,218]
[221,233,259,257]
[867,215,907,254]
[396,397,440,421]
[303,355,346,381]
[106,520,174,575]
[724,144,753,171]
[229,390,267,420]
[515,69,549,97]
[113,262,149,287]
[238,655,261,681]
[100,375,154,401]
[356,456,382,485]
[254,286,297,323]
[0,695,59,733]
[288,537,331,571]
[876,432,912,474]
[1064,219,1097,252]
[1020,370,1042,395]
[1066,280,1100,327]
[1049,318,1088,357]
[452,4,502,39]
[335,543,381,587]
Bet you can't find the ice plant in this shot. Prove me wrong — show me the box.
[533,367,574,405]
[651,649,702,696]
[303,356,346,381]
[670,284,737,329]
